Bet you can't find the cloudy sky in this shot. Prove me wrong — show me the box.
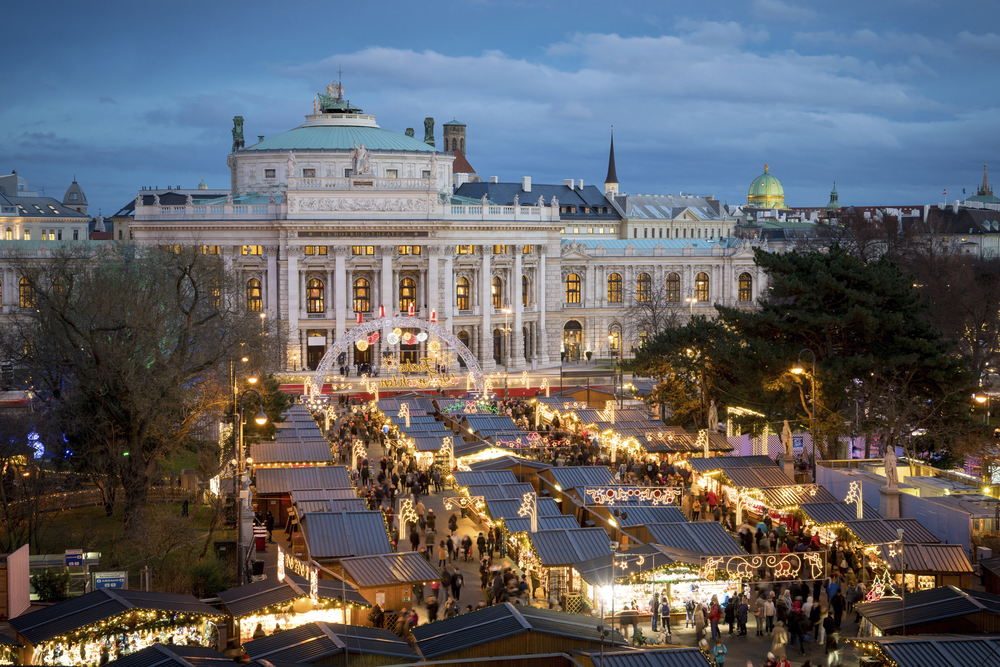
[3,0,999,214]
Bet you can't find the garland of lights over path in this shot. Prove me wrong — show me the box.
[310,313,487,397]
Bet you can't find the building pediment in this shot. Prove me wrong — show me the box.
[560,240,591,259]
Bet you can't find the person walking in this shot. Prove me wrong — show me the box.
[694,603,706,645]
[476,532,487,560]
[437,540,448,568]
[708,598,722,641]
[712,638,728,667]
[737,597,749,636]
[724,597,736,635]
[764,594,776,634]
[450,566,464,602]
[754,597,765,636]
[659,593,672,638]
[650,591,660,633]
[686,598,696,628]
[820,610,835,647]
[771,620,789,661]
[619,604,632,640]
[831,589,846,631]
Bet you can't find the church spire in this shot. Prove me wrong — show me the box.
[604,128,619,196]
[980,161,993,197]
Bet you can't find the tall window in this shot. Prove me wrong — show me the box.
[306,278,324,313]
[695,272,710,302]
[399,278,416,311]
[666,273,681,302]
[304,246,327,255]
[522,245,533,254]
[398,246,421,255]
[522,275,529,307]
[5,229,11,240]
[565,273,581,304]
[492,276,503,309]
[636,273,651,302]
[738,272,753,302]
[209,279,221,309]
[353,278,370,313]
[247,278,262,311]
[242,245,262,255]
[352,246,374,255]
[457,245,473,255]
[19,277,33,308]
[457,331,470,367]
[607,273,622,303]
[493,245,509,255]
[456,277,470,310]
[202,245,219,255]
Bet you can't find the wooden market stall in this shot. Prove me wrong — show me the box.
[101,645,233,667]
[254,466,354,528]
[243,621,418,667]
[518,527,612,603]
[9,588,225,666]
[875,542,973,590]
[250,440,333,469]
[299,511,393,570]
[848,635,1000,667]
[338,552,443,616]
[855,585,1000,637]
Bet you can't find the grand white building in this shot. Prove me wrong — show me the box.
[1,85,769,376]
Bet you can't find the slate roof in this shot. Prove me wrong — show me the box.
[102,645,232,667]
[758,485,837,509]
[255,467,352,495]
[528,527,611,566]
[300,511,392,559]
[642,522,746,556]
[339,552,443,587]
[798,502,882,525]
[242,621,417,663]
[843,519,940,545]
[0,194,90,218]
[217,574,366,616]
[616,194,731,222]
[465,483,535,501]
[486,497,563,520]
[469,455,551,473]
[10,589,223,644]
[856,635,1000,667]
[454,182,621,222]
[876,543,973,574]
[244,125,437,153]
[503,514,581,534]
[686,456,778,473]
[410,602,627,659]
[544,466,617,491]
[250,441,332,466]
[856,586,1000,632]
[452,470,519,487]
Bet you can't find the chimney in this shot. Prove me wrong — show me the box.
[522,177,531,192]
[953,199,960,213]
[577,179,584,190]
[258,135,264,143]
[490,176,499,184]
[564,179,574,188]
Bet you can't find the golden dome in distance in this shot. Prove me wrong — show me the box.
[747,163,786,209]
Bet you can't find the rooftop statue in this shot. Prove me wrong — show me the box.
[231,116,245,153]
[351,141,371,175]
[424,117,435,146]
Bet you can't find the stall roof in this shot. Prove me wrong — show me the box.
[798,502,882,525]
[465,483,535,501]
[103,645,233,667]
[486,497,563,520]
[380,396,436,413]
[300,511,392,559]
[634,428,696,453]
[851,635,1000,667]
[251,441,332,466]
[453,440,513,459]
[716,467,796,489]
[571,647,713,667]
[290,488,359,502]
[856,586,1000,633]
[575,544,679,586]
[686,456,778,473]
[545,466,617,491]
[758,485,837,509]
[528,527,612,566]
[464,415,520,431]
[339,551,443,587]
[255,467,352,495]
[452,470,519,487]
[504,514,581,533]
[468,455,551,472]
[844,519,940,545]
[876,543,973,574]
[410,602,626,659]
[10,589,223,644]
[218,573,367,616]
[295,499,368,513]
[574,409,651,424]
[412,435,451,451]
[615,505,688,526]
[243,621,418,663]
[642,522,746,556]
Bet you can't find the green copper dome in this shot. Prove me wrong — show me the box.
[747,164,786,209]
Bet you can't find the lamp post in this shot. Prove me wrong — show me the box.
[608,323,623,409]
[897,527,906,636]
[791,348,818,481]
[236,388,268,586]
[502,302,512,399]
[685,296,697,318]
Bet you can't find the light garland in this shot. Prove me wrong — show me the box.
[518,491,538,533]
[584,486,681,506]
[845,480,864,519]
[700,552,826,582]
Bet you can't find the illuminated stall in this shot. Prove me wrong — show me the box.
[9,588,224,666]
[339,552,444,615]
[219,572,369,643]
[515,528,612,604]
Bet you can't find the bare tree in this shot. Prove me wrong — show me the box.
[616,273,686,352]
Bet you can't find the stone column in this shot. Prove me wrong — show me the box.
[480,247,495,371]
[299,267,306,320]
[380,246,394,344]
[326,268,334,319]
[427,246,439,320]
[539,245,549,365]
[334,247,347,337]
[512,245,524,370]
[443,247,454,332]
[286,245,302,371]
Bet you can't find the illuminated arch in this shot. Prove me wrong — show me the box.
[311,315,485,396]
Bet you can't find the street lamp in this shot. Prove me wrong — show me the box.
[608,323,623,409]
[502,301,512,399]
[791,348,817,481]
[685,296,697,317]
[236,388,267,585]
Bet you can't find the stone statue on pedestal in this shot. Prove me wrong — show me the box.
[708,400,718,432]
[884,447,898,489]
[782,419,793,458]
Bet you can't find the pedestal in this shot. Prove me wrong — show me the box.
[782,455,796,482]
[879,486,901,519]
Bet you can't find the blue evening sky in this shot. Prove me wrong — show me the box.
[2,0,999,215]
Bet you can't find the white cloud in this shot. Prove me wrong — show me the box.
[958,31,1000,53]
[752,0,819,22]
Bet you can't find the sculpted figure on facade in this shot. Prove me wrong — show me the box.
[351,141,371,175]
[186,193,193,205]
[153,194,160,206]
[136,193,143,207]
[513,195,519,207]
[884,446,898,489]
[782,419,794,458]
[286,152,297,178]
[225,193,233,204]
[268,193,276,204]
[536,196,545,207]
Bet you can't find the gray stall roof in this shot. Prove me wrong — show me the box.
[243,621,417,663]
[686,456,778,473]
[339,552,443,588]
[218,574,366,616]
[452,470,519,487]
[642,522,746,556]
[799,502,882,525]
[857,586,1000,632]
[255,466,352,495]
[528,527,612,566]
[844,518,940,545]
[545,466,617,490]
[102,645,232,667]
[486,497,563,520]
[300,511,392,559]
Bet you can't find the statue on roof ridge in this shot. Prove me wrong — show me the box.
[326,81,344,100]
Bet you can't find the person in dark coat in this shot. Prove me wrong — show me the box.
[724,598,736,635]
[476,532,487,560]
[265,511,275,542]
[409,528,420,551]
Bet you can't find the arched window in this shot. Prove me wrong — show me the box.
[666,273,681,302]
[306,278,324,313]
[493,328,503,364]
[457,331,470,367]
[457,277,470,311]
[492,276,503,309]
[247,278,262,311]
[636,273,651,302]
[53,276,65,296]
[695,272,710,302]
[738,272,753,302]
[353,278,370,314]
[4,228,11,241]
[399,278,416,311]
[19,277,33,308]
[607,273,622,303]
[522,275,529,307]
[565,273,581,304]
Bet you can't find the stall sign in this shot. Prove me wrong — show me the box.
[64,549,84,567]
[793,436,804,454]
[93,571,127,589]
[402,587,410,603]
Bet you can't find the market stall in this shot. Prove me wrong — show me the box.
[849,635,1000,667]
[855,585,1000,637]
[254,466,354,528]
[338,551,443,616]
[242,620,419,666]
[9,588,224,667]
[516,527,612,604]
[218,573,370,643]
